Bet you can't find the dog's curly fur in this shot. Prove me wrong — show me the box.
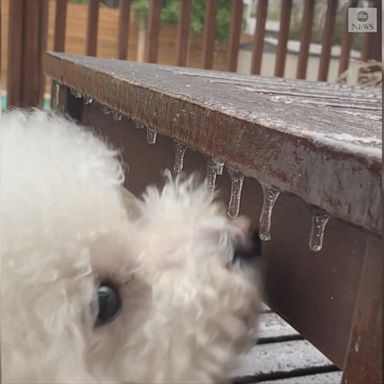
[1,110,260,384]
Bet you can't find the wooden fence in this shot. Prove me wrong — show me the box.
[3,0,382,108]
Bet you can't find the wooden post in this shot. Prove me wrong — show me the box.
[7,0,48,108]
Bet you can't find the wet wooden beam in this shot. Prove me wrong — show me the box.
[43,52,382,235]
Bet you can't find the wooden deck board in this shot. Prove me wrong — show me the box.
[232,311,340,382]
[232,339,335,378]
[43,52,382,235]
[257,312,300,341]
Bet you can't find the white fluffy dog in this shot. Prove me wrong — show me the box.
[0,110,261,384]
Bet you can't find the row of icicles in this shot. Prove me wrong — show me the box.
[70,89,330,252]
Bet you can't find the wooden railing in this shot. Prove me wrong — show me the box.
[5,0,382,108]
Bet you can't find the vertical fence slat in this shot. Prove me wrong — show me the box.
[361,0,381,62]
[7,0,24,106]
[318,0,338,81]
[177,0,192,66]
[296,0,315,79]
[86,0,100,56]
[338,0,358,75]
[145,0,162,63]
[22,0,40,105]
[202,0,218,69]
[251,0,268,75]
[39,0,49,103]
[227,0,243,72]
[274,0,292,77]
[117,0,131,60]
[54,0,68,52]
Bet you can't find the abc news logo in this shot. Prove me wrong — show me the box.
[348,8,377,32]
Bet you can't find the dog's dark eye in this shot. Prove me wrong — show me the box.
[95,282,121,327]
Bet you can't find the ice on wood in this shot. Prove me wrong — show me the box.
[259,184,281,241]
[112,111,122,121]
[227,169,245,218]
[173,142,187,175]
[207,158,224,195]
[146,127,158,144]
[102,106,112,115]
[84,97,93,105]
[309,207,330,252]
[70,88,82,98]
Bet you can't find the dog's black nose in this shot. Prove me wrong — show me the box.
[233,230,261,262]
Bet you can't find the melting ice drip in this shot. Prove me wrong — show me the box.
[309,207,329,252]
[112,111,122,121]
[102,106,112,115]
[206,158,224,195]
[84,97,93,105]
[146,127,158,144]
[227,169,245,218]
[70,88,82,99]
[173,142,187,175]
[259,183,280,241]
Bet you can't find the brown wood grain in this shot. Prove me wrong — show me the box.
[44,53,382,235]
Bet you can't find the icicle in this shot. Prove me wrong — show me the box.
[259,183,280,241]
[70,89,82,98]
[84,97,93,105]
[173,142,187,175]
[146,127,157,144]
[227,169,245,218]
[112,111,122,121]
[102,106,112,115]
[207,158,224,195]
[309,207,329,252]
